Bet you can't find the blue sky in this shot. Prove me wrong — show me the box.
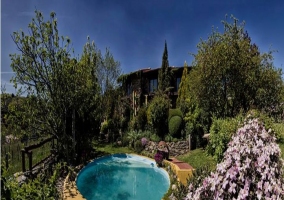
[1,0,284,94]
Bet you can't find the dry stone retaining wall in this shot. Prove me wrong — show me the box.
[144,141,189,157]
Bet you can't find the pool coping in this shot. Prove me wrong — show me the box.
[62,154,194,200]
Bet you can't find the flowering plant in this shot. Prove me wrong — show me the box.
[186,118,284,200]
[141,137,148,147]
[154,151,164,165]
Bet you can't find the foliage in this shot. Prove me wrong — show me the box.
[100,120,109,134]
[128,117,138,131]
[274,123,284,143]
[141,137,148,147]
[183,99,209,149]
[168,108,183,121]
[9,10,121,164]
[170,165,212,200]
[158,41,173,91]
[206,117,239,162]
[245,109,283,141]
[188,15,284,122]
[126,130,141,148]
[150,134,161,142]
[164,134,174,142]
[134,140,143,153]
[168,116,183,137]
[186,118,284,200]
[147,95,170,138]
[154,151,164,165]
[1,162,62,200]
[176,61,191,108]
[136,106,148,131]
[177,148,217,171]
[1,138,54,176]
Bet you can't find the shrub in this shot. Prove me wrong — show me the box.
[186,118,284,200]
[100,120,108,134]
[128,117,138,131]
[126,130,141,148]
[170,165,212,200]
[246,109,283,141]
[139,130,152,139]
[147,95,169,138]
[168,108,183,121]
[168,116,183,137]
[141,137,148,147]
[273,123,284,142]
[164,134,173,142]
[150,134,161,142]
[1,162,62,199]
[154,151,164,166]
[206,117,239,162]
[136,107,148,131]
[134,140,144,153]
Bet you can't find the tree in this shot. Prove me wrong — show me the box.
[176,61,190,109]
[189,15,284,121]
[158,41,172,92]
[147,94,170,138]
[9,10,106,164]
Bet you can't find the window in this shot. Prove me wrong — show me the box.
[127,83,132,95]
[176,77,181,91]
[149,79,158,93]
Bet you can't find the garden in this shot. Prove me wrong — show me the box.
[1,10,284,200]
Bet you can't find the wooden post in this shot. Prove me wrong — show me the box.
[145,95,148,106]
[21,149,26,172]
[28,150,33,173]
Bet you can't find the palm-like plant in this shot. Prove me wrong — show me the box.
[127,130,141,148]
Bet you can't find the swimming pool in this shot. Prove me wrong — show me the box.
[76,154,170,200]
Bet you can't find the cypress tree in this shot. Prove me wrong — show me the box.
[158,41,172,91]
[176,61,190,107]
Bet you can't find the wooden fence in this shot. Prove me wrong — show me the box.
[1,136,58,176]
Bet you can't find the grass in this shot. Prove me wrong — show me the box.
[177,148,217,171]
[95,144,135,155]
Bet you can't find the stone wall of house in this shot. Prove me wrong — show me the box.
[144,141,189,157]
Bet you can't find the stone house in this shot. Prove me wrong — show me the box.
[118,66,190,115]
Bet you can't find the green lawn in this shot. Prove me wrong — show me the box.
[177,148,217,171]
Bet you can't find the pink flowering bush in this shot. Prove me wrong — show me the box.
[141,137,148,147]
[186,118,284,200]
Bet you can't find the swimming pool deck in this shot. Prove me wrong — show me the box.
[62,156,194,199]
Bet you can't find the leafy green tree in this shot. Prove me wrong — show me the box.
[147,94,170,138]
[158,41,172,92]
[176,61,209,147]
[189,15,284,121]
[8,10,110,164]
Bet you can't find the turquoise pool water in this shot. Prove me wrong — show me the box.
[76,154,170,200]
